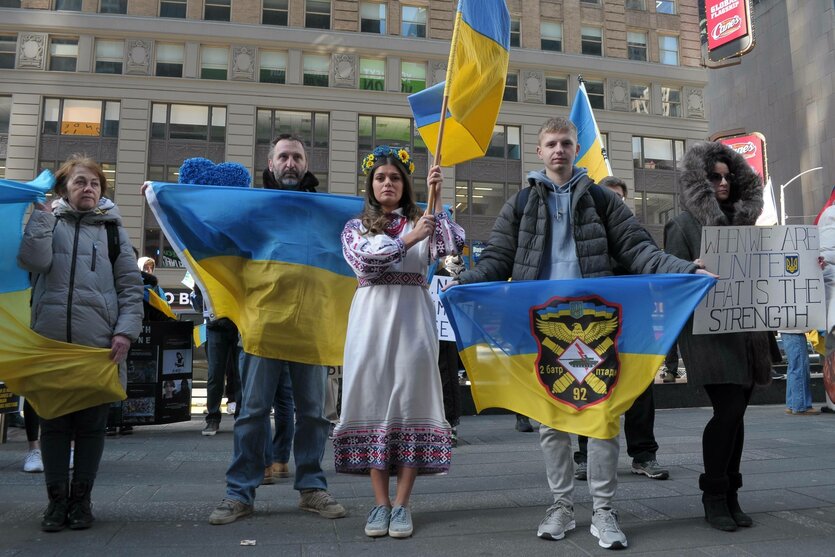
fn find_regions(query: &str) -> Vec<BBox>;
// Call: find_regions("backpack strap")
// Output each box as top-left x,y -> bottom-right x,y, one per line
105,221 -> 120,267
515,182 -> 607,223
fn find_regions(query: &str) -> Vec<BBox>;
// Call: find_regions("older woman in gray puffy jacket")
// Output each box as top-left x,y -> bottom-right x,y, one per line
18,154 -> 143,533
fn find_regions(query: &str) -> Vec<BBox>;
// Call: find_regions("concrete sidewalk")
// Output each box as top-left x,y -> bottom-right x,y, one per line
2,405 -> 835,556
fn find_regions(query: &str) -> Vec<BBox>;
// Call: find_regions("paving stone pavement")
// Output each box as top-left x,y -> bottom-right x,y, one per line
2,405 -> 835,556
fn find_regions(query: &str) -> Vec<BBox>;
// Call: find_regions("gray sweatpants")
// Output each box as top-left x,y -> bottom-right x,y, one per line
539,424 -> 619,511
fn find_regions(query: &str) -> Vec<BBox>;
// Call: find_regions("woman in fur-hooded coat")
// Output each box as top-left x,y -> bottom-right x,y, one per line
664,141 -> 771,532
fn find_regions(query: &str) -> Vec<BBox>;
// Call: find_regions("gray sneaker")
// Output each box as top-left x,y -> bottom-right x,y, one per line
299,489 -> 347,519
631,459 -> 670,480
537,502 -> 575,540
388,505 -> 413,538
208,498 -> 253,525
364,505 -> 391,537
590,508 -> 627,550
574,461 -> 588,481
202,421 -> 219,436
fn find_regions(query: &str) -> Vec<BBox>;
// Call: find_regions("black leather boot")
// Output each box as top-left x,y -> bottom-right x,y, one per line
42,482 -> 69,532
699,474 -> 736,532
68,480 -> 94,530
727,473 -> 753,527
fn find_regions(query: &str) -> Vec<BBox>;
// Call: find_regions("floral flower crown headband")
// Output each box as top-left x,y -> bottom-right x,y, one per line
361,146 -> 416,176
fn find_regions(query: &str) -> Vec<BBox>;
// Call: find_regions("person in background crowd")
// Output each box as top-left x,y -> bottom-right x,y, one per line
815,187 -> 835,412
18,154 -> 143,532
779,330 -> 818,415
453,118 -> 707,550
335,146 -> 464,539
573,176 -> 670,483
664,141 -> 770,532
436,255 -> 464,446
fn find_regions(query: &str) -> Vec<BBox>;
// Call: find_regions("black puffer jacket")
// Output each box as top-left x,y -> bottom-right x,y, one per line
664,141 -> 771,387
459,172 -> 697,284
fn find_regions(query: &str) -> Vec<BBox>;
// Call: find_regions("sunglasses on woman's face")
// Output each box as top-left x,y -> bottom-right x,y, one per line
707,172 -> 734,184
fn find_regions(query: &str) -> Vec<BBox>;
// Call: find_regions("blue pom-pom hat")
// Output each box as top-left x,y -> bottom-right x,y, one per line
177,157 -> 251,187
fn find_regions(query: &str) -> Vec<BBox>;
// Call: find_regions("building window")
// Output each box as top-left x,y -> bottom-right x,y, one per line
160,0 -> 186,18
581,26 -> 603,56
1,96 -> 11,135
580,0 -> 600,4
200,46 -> 228,80
0,0 -> 21,7
259,50 -> 287,83
54,0 -> 81,10
303,53 -> 329,87
503,71 -> 518,102
540,21 -> 562,52
263,0 -> 288,26
256,109 -> 329,149
630,84 -> 650,114
0,34 -> 16,69
400,61 -> 425,93
99,0 -> 127,13
204,0 -> 230,21
305,0 -> 331,29
155,43 -> 184,77
151,103 -> 226,142
545,75 -> 568,106
659,35 -> 679,65
627,31 -> 647,61
626,0 -> 645,9
656,0 -> 676,15
661,86 -> 681,117
360,2 -> 386,34
632,136 -> 684,170
95,40 -> 124,74
357,114 -> 426,198
48,38 -> 78,72
359,58 -> 385,91
510,17 -> 520,47
585,79 -> 605,110
401,5 -> 426,38
485,125 -> 521,159
42,98 -> 120,137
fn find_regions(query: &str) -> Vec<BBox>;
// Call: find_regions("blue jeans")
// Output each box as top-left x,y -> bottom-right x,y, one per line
225,353 -> 328,504
205,324 -> 240,423
783,332 -> 813,412
266,371 -> 295,465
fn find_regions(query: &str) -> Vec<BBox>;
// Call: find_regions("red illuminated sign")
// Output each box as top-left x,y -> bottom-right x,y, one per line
706,0 -> 749,51
719,133 -> 766,180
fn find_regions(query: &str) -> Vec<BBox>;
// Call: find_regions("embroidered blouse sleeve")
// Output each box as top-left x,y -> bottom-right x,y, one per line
341,219 -> 407,279
430,211 -> 466,261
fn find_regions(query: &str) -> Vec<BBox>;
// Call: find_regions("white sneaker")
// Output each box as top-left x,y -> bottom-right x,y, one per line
226,402 -> 237,415
69,447 -> 74,470
23,449 -> 44,473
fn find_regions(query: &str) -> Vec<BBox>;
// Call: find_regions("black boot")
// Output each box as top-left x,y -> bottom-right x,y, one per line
67,480 -> 95,530
699,474 -> 736,532
41,482 -> 69,532
727,473 -> 753,527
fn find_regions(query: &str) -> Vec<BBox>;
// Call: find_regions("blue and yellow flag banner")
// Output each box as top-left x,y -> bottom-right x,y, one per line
0,173 -> 125,420
440,275 -> 715,439
569,81 -> 612,183
145,288 -> 177,320
407,0 -> 510,166
146,183 -> 364,366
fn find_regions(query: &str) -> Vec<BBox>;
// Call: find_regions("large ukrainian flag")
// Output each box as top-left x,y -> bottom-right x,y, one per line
441,275 -> 715,439
407,0 -> 510,166
145,184 -> 363,366
569,80 -> 612,183
0,173 -> 124,419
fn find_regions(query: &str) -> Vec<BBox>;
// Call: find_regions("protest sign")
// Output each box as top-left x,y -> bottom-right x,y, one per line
429,275 -> 456,342
693,225 -> 825,334
0,383 -> 21,414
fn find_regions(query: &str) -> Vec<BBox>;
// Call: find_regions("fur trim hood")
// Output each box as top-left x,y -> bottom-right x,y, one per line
678,141 -> 763,226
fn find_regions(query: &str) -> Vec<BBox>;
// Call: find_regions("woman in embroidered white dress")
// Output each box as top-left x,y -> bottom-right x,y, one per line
334,146 -> 464,539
